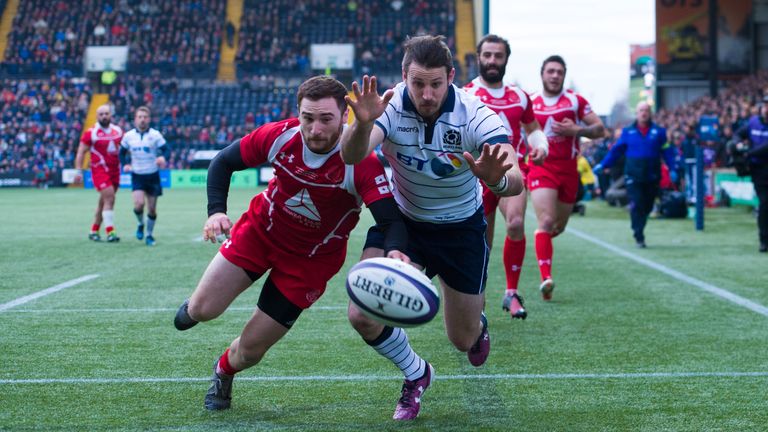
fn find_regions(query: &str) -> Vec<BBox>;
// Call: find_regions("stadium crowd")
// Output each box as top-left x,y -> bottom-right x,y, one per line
236,0 -> 455,76
2,0 -> 225,77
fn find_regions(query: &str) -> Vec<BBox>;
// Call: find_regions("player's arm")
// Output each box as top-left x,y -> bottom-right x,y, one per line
464,106 -> 523,196
551,112 -> 605,139
594,134 -> 627,173
73,139 -> 89,183
367,198 -> 410,263
204,139 -> 248,243
156,134 -> 170,168
465,142 -> 523,197
119,145 -> 132,172
523,120 -> 548,165
340,75 -> 394,164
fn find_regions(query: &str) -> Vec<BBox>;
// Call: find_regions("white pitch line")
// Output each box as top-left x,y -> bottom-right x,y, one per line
1,305 -> 347,313
566,227 -> 768,317
0,274 -> 100,312
3,371 -> 768,385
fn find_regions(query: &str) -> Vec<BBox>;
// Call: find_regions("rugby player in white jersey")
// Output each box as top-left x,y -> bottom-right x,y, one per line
463,34 -> 548,320
341,35 -> 523,421
120,106 -> 170,246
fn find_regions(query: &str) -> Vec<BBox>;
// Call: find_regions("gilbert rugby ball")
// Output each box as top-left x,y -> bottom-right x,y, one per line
346,257 -> 439,327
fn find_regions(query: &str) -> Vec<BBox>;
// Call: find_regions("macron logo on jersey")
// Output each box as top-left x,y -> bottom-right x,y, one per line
285,188 -> 321,222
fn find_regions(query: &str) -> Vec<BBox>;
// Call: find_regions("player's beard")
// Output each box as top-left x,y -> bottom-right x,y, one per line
98,119 -> 111,128
544,80 -> 563,95
479,62 -> 506,85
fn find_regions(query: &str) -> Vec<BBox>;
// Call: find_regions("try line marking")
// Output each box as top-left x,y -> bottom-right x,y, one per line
566,227 -> 768,317
0,274 -> 100,312
3,371 -> 768,385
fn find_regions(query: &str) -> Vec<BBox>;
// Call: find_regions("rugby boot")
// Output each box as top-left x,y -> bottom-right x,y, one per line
502,292 -> 527,320
393,362 -> 434,420
467,312 -> 490,366
204,359 -> 233,410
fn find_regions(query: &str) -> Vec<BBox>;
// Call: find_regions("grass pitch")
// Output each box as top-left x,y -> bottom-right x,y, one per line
1,187 -> 766,431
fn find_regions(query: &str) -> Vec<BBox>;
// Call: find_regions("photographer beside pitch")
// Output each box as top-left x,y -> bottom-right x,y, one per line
734,103 -> 768,252
341,35 -> 523,421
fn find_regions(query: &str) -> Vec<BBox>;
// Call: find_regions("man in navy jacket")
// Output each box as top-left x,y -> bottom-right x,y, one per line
735,103 -> 768,252
594,102 -> 676,247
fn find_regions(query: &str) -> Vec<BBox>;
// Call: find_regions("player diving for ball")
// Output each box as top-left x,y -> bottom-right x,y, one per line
172,76 -> 408,411
340,35 -> 523,421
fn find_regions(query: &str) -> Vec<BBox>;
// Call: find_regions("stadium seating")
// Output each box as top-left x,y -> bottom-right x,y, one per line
0,77 -> 90,177
236,0 -> 456,78
1,0 -> 225,78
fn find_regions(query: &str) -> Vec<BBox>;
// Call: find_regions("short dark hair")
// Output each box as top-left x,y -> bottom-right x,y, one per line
402,35 -> 453,76
297,76 -> 348,113
541,55 -> 567,75
476,34 -> 510,58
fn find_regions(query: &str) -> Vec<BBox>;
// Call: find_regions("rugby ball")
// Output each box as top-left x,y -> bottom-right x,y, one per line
346,257 -> 439,328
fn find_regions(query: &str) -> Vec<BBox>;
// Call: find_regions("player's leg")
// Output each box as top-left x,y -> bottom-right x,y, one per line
530,187 -> 558,299
205,276 -> 301,410
440,281 -> 487,355
348,229 -> 432,421
100,185 -> 119,242
89,193 -> 105,241
183,252 -> 254,325
498,191 -> 528,319
132,185 -> 146,241
420,208 -> 490,365
144,194 -> 158,245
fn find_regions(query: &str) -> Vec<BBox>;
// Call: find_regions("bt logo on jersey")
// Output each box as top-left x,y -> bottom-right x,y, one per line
396,152 -> 462,177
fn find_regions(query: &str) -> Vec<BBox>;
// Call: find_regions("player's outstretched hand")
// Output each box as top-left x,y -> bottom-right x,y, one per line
156,156 -> 167,169
464,144 -> 514,185
386,249 -> 411,265
203,212 -> 233,244
123,164 -> 132,173
346,75 -> 394,125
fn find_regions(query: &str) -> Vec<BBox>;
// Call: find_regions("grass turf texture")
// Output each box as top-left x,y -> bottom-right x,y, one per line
1,188 -> 766,431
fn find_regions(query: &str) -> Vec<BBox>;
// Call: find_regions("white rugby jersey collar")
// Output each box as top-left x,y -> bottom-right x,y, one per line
401,84 -> 456,121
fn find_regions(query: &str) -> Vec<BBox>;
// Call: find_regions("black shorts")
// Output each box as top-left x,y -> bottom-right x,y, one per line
131,172 -> 163,196
364,208 -> 489,295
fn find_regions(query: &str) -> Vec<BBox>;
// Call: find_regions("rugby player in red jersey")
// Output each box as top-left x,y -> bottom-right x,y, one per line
172,76 -> 408,411
74,104 -> 124,242
463,34 -> 548,320
529,55 -> 605,300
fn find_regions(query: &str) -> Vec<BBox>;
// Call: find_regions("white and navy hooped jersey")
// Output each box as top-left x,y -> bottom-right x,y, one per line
121,128 -> 167,174
374,83 -> 508,223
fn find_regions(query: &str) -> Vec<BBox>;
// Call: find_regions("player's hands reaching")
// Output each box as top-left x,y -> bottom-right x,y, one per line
528,147 -> 546,166
386,249 -> 411,265
203,212 -> 233,244
123,164 -> 132,173
156,156 -> 167,169
551,118 -> 581,136
346,75 -> 394,125
464,143 -> 514,185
